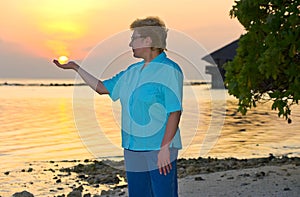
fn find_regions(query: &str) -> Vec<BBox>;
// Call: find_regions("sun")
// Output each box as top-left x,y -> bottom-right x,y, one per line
58,55 -> 69,64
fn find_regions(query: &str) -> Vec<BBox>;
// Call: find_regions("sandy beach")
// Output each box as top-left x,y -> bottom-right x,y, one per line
178,164 -> 299,197
4,156 -> 299,197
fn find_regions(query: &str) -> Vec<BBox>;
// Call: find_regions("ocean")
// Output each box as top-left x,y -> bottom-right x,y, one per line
1,79 -> 300,196
1,79 -> 299,168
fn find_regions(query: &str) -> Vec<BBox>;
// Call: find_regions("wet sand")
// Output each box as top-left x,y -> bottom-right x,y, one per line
4,156 -> 300,197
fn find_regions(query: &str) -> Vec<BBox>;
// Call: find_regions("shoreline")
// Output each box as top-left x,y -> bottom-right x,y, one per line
3,155 -> 300,197
0,81 -> 209,87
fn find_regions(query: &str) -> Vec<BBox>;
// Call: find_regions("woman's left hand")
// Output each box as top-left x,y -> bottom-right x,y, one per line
157,147 -> 172,176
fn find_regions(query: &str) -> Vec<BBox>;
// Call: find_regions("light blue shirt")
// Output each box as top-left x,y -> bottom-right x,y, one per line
103,52 -> 183,151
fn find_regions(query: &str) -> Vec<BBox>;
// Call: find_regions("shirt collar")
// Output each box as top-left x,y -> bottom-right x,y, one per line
151,52 -> 166,63
140,52 -> 166,65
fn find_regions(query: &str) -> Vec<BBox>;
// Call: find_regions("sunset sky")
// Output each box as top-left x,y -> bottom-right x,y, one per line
0,0 -> 244,79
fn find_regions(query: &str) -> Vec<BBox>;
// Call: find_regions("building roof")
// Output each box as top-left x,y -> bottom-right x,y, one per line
202,39 -> 239,66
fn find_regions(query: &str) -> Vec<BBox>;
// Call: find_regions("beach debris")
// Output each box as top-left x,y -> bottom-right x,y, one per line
100,189 -> 113,196
12,191 -> 34,197
67,190 -> 81,197
240,182 -> 249,186
44,168 -> 56,173
176,155 -> 300,178
60,160 -> 126,185
2,155 -> 299,197
99,188 -> 126,196
255,171 -> 266,178
21,168 -> 33,173
194,176 -> 205,181
238,173 -> 250,177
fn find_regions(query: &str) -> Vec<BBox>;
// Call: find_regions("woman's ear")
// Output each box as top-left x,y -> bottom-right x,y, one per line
144,36 -> 153,47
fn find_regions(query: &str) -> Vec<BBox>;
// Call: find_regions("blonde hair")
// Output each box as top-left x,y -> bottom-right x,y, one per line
130,16 -> 168,53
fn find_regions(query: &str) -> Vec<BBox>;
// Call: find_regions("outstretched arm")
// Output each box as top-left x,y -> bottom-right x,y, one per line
53,60 -> 109,95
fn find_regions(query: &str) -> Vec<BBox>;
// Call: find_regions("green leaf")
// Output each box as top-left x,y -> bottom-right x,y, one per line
226,0 -> 299,122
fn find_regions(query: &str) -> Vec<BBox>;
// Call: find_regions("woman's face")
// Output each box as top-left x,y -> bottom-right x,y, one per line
129,31 -> 151,58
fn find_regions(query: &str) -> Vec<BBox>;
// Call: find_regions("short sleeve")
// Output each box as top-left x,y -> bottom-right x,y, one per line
163,65 -> 183,113
103,70 -> 125,101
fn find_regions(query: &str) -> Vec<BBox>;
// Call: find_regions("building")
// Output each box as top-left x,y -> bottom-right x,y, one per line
202,39 -> 239,89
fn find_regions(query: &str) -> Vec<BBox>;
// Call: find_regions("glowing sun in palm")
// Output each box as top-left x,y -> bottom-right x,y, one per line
58,56 -> 69,64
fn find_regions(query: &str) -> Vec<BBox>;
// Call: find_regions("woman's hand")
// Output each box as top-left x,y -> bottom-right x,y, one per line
52,59 -> 109,95
53,60 -> 79,70
157,146 -> 172,176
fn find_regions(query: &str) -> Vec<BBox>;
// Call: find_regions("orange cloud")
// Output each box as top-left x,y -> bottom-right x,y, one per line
1,1 -> 110,59
0,0 -> 244,62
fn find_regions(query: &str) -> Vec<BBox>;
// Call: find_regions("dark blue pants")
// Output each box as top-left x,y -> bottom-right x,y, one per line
124,149 -> 178,197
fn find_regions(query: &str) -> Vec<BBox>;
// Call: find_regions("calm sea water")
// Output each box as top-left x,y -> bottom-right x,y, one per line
1,79 -> 300,196
1,79 -> 300,169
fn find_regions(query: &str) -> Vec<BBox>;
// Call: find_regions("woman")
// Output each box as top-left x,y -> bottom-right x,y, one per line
53,16 -> 183,197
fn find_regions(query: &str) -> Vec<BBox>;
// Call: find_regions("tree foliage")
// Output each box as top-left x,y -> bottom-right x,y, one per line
224,0 -> 300,123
